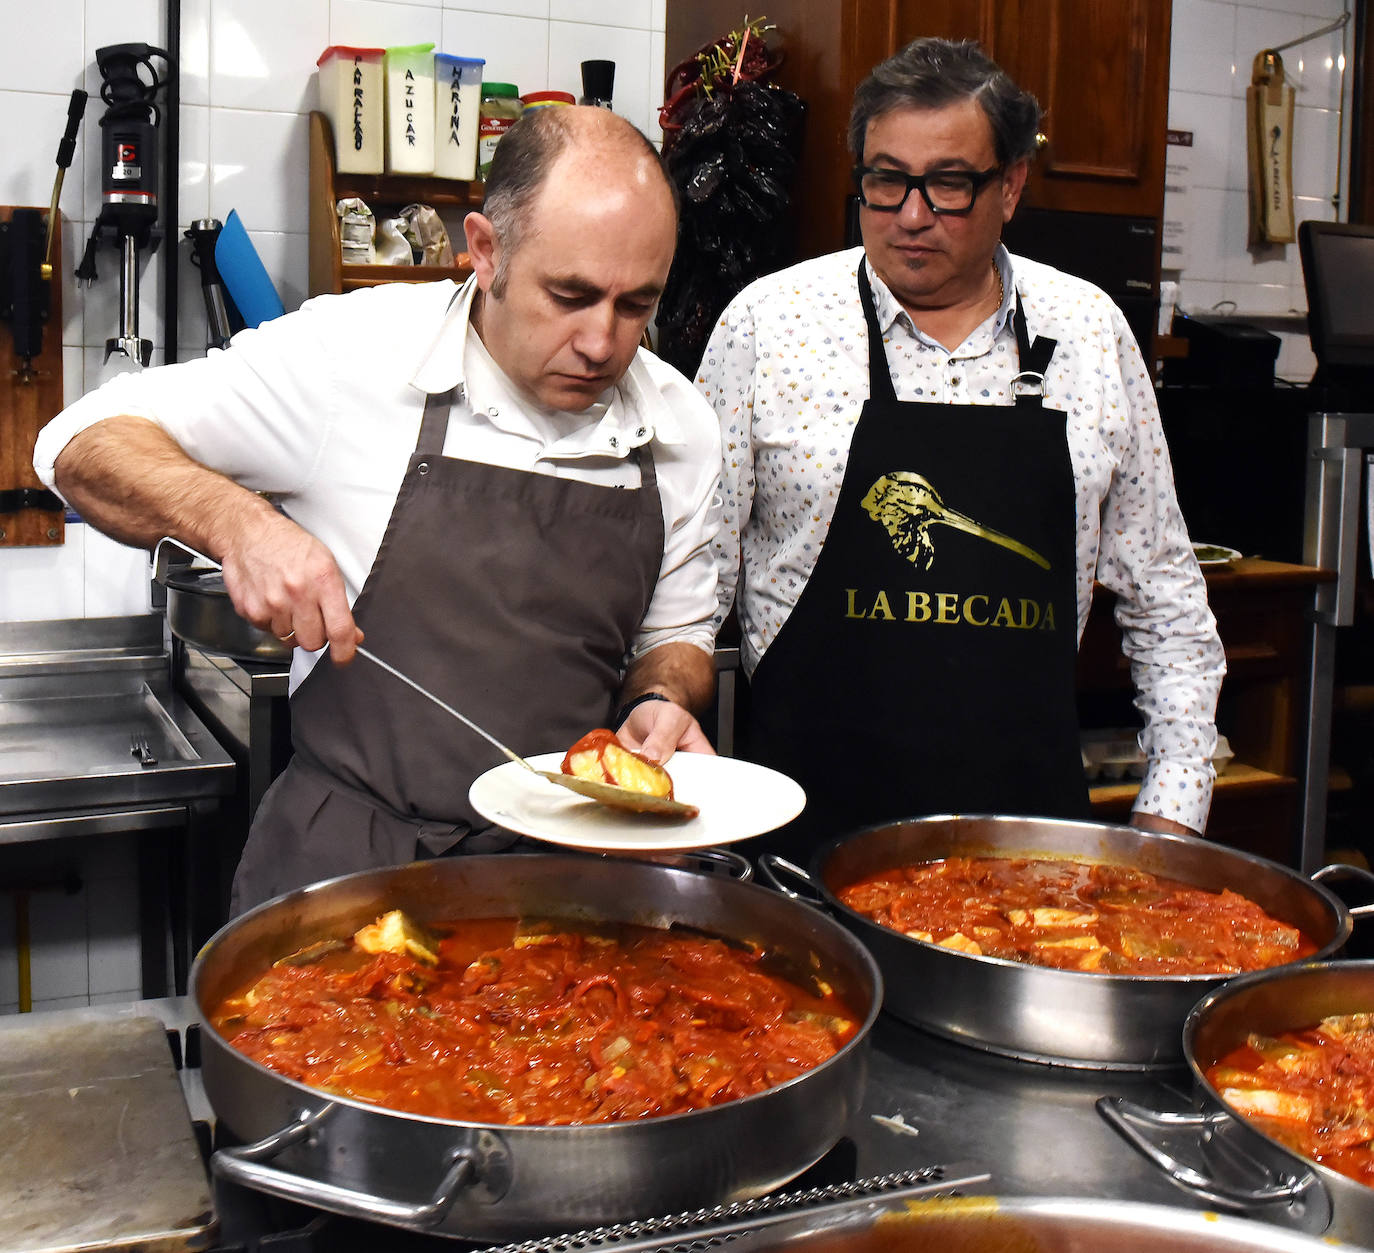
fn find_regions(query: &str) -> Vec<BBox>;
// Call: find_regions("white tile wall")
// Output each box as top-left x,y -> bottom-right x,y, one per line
0,836 -> 146,1017
1165,0 -> 1355,381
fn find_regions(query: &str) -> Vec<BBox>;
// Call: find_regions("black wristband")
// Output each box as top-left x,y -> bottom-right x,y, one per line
612,691 -> 670,730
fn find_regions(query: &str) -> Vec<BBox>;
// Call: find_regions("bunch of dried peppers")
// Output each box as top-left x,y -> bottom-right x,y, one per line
654,17 -> 805,377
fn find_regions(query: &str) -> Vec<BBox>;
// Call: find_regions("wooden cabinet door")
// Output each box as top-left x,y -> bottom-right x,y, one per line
985,0 -> 1172,217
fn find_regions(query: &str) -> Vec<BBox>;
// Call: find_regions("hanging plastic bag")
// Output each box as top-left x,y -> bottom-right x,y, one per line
1246,50 -> 1296,245
398,203 -> 455,266
336,197 -> 376,265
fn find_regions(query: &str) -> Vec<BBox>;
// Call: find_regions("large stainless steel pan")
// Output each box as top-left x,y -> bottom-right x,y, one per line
708,1191 -> 1370,1253
1100,959 -> 1374,1245
760,814 -> 1350,1069
191,853 -> 882,1241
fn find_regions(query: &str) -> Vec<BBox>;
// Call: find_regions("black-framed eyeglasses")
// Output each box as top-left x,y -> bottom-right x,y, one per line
853,165 -> 1003,215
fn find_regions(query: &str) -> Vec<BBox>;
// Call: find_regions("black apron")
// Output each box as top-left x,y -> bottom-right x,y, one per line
230,386 -> 665,913
743,263 -> 1090,859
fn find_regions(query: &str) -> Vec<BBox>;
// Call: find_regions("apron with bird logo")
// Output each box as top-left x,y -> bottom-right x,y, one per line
741,263 -> 1090,858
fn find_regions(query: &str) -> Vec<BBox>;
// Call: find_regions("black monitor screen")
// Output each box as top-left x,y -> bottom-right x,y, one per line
1301,222 -> 1374,368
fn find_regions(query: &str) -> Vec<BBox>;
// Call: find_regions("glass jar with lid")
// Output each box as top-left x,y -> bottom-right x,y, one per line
478,82 -> 523,179
521,90 -> 575,111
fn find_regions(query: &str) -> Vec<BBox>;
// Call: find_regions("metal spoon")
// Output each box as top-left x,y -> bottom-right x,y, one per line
354,646 -> 698,819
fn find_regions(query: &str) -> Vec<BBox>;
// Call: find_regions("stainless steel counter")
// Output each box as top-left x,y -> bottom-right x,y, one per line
0,616 -> 234,821
0,615 -> 238,998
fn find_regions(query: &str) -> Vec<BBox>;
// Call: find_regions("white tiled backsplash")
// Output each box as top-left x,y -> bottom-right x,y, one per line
0,0 -> 1353,1010
1167,0 -> 1352,381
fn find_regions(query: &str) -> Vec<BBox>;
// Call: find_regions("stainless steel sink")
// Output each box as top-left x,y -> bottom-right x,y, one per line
0,615 -> 234,816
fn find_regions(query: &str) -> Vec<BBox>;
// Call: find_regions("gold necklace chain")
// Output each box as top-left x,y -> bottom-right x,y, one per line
993,260 -> 1005,309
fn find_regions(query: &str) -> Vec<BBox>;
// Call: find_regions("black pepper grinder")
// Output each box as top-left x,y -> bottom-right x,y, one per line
579,60 -> 615,109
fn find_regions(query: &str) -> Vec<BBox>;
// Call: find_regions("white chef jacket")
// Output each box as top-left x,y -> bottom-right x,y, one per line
35,277 -> 722,692
697,245 -> 1225,832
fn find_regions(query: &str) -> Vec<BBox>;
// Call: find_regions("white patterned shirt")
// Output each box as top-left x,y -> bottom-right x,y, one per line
697,245 -> 1225,831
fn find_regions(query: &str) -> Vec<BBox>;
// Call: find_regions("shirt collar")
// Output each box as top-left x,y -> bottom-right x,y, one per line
406,274 -> 685,450
862,243 -> 1017,345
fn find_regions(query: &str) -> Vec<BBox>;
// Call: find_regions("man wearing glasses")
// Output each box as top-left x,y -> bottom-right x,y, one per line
696,38 -> 1223,856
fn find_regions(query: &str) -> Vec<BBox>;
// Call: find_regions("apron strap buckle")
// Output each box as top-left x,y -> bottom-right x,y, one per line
1010,370 -> 1046,403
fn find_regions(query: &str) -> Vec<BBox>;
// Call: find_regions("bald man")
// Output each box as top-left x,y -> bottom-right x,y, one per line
36,107 -> 722,911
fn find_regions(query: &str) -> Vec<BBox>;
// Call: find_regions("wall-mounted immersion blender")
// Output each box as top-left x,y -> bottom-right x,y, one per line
185,219 -> 235,350
76,43 -> 175,368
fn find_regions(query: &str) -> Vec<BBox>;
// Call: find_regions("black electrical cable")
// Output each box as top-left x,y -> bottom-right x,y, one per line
165,0 -> 180,363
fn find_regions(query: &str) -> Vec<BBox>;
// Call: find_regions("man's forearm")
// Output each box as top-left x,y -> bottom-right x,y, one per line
621,641 -> 716,715
53,416 -> 276,557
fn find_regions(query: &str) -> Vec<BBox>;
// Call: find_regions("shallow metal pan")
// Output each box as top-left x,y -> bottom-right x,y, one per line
761,814 -> 1350,1069
1100,959 -> 1374,1245
154,537 -> 292,662
712,1191 -> 1370,1252
191,853 -> 882,1241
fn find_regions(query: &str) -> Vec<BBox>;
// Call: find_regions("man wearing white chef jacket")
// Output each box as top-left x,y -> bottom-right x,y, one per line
696,38 -> 1225,857
34,106 -> 721,913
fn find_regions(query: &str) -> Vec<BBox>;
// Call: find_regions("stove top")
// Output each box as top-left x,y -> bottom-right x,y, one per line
55,994 -> 1296,1252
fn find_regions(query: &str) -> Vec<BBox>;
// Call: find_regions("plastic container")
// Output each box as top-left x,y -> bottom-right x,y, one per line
433,54 -> 485,181
579,59 -> 615,108
316,46 -> 385,174
384,42 -> 436,174
521,90 -> 574,110
478,82 -> 523,180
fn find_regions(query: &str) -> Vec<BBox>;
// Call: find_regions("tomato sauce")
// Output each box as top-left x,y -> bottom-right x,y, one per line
211,916 -> 858,1125
1207,1015 -> 1374,1188
837,857 -> 1318,975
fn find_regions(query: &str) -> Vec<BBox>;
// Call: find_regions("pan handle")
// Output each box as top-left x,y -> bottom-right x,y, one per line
211,1106 -> 508,1229
152,535 -> 218,585
641,847 -> 754,880
1312,862 -> 1374,920
757,852 -> 825,903
1096,1097 -> 1326,1214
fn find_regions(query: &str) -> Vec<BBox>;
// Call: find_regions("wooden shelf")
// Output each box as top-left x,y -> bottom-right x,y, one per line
339,263 -> 473,293
1089,762 -> 1293,806
309,111 -> 479,298
1079,557 -> 1329,865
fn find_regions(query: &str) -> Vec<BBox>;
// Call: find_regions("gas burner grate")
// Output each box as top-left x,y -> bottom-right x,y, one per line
480,1162 -> 989,1253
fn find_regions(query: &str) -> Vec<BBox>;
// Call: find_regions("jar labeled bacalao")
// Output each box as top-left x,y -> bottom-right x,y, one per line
478,82 -> 523,179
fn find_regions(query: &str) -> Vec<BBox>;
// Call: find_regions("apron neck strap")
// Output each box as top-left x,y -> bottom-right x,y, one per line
858,262 -> 897,404
417,388 -> 455,455
860,263 -> 1060,406
1011,289 -> 1058,404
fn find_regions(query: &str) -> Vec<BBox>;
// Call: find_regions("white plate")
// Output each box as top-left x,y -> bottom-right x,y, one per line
1192,542 -> 1243,567
468,752 -> 805,852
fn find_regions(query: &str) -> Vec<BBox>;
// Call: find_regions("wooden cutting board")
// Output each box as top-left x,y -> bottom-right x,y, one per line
0,205 -> 64,548
0,1013 -> 216,1253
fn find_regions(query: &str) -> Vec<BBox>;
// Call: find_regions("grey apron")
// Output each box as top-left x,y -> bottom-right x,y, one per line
230,385 -> 665,913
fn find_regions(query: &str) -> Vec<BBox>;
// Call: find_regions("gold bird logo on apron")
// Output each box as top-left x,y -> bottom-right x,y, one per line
860,470 -> 1050,571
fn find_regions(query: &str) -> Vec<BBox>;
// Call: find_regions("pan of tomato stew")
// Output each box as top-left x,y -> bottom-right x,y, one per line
1098,960 -> 1374,1244
191,852 -> 882,1240
759,815 -> 1349,1069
